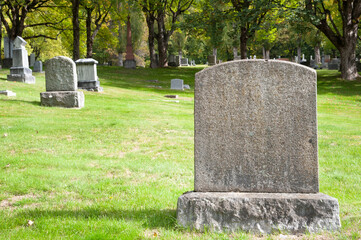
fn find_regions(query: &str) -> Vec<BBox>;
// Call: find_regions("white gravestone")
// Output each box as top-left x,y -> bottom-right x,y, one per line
7,36 -> 35,84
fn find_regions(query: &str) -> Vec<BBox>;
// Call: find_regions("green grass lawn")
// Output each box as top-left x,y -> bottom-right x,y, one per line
0,66 -> 360,240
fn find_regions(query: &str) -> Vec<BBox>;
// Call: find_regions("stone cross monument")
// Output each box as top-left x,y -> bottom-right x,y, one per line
7,36 -> 35,84
124,15 -> 136,69
177,60 -> 340,234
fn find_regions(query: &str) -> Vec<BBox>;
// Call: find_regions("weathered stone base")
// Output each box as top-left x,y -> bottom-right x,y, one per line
7,67 -> 35,84
78,80 -> 103,92
124,59 -> 136,69
7,74 -> 35,84
40,91 -> 84,108
177,192 -> 340,234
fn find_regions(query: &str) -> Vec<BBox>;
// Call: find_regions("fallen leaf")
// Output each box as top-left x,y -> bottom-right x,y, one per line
27,220 -> 34,226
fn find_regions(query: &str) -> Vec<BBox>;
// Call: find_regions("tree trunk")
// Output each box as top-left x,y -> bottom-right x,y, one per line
233,47 -> 238,59
213,48 -> 217,57
240,26 -> 248,59
297,46 -> 301,63
117,21 -> 123,67
157,15 -> 169,68
0,8 -> 2,66
72,0 -> 80,61
117,53 -> 123,66
339,41 -> 359,80
145,16 -> 157,68
314,45 -> 321,64
262,47 -> 270,59
86,7 -> 93,58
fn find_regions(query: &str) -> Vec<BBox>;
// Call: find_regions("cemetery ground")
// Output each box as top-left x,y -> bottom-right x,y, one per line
0,66 -> 360,240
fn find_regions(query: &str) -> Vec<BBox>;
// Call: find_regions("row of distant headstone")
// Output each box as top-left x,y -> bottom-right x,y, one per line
168,55 -> 196,67
5,36 -> 103,109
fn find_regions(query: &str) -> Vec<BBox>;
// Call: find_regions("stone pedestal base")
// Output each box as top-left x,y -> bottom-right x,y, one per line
7,67 -> 35,84
40,91 -> 84,108
78,80 -> 103,92
177,192 -> 340,234
124,59 -> 136,69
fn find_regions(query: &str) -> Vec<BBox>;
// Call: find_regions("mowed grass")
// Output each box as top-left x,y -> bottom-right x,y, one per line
0,66 -> 360,239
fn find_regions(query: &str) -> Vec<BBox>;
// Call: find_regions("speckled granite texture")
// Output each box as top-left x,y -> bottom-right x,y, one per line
177,192 -> 341,234
194,60 -> 318,193
45,56 -> 77,91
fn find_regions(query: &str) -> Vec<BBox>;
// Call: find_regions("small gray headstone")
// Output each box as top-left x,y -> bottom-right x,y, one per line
171,79 -> 184,90
34,60 -> 43,72
183,84 -> 190,89
0,90 -> 16,97
208,55 -> 216,66
168,55 -> 177,67
29,53 -> 35,67
45,56 -> 77,91
328,58 -> 340,70
181,58 -> 189,66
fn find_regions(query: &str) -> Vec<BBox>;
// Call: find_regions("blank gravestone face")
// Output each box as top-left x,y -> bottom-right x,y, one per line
195,60 -> 318,193
171,79 -> 184,90
45,56 -> 77,91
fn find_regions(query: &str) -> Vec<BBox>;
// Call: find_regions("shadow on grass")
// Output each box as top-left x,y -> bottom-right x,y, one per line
98,66 -> 202,95
317,70 -> 361,97
0,99 -> 40,106
17,208 -> 177,229
0,77 -> 7,81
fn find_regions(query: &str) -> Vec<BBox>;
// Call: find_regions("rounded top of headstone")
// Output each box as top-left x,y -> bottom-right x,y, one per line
45,56 -> 77,91
197,59 -> 316,78
13,36 -> 27,49
75,58 -> 98,65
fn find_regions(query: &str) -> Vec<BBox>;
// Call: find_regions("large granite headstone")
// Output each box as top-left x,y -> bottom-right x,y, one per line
40,56 -> 84,108
7,36 -> 35,84
75,58 -> 103,92
177,60 -> 340,234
